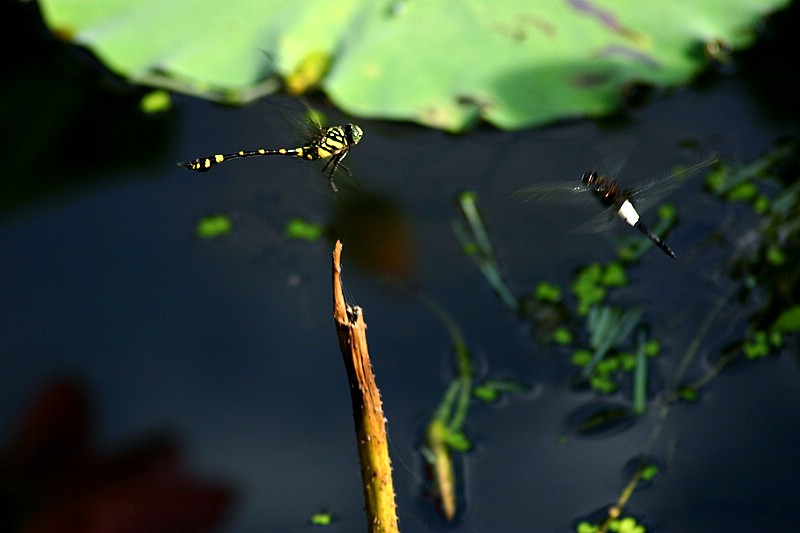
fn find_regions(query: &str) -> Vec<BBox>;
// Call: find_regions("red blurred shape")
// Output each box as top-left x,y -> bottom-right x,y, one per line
2,379 -> 233,533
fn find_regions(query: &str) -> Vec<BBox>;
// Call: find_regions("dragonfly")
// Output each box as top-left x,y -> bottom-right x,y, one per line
179,107 -> 363,193
512,155 -> 719,260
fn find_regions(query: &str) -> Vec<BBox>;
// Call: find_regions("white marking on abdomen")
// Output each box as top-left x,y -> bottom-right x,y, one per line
616,199 -> 640,227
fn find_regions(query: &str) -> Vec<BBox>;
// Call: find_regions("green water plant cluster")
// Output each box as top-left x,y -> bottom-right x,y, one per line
455,190 -> 661,399
705,138 -> 800,361
453,142 -> 799,530
577,515 -> 646,533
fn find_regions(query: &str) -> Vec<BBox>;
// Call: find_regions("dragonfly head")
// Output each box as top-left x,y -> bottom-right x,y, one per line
581,170 -> 599,187
345,124 -> 364,146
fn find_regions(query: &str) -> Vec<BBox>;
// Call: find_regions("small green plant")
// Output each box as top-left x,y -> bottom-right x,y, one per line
452,191 -> 517,310
473,379 -> 527,403
139,89 -> 172,113
195,213 -> 232,238
577,516 -> 646,533
706,139 -> 800,362
309,511 -> 333,526
417,296 -> 474,522
570,262 -> 629,316
285,217 -> 324,242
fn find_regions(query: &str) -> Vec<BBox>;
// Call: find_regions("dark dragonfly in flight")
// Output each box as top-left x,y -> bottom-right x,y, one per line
512,155 -> 718,259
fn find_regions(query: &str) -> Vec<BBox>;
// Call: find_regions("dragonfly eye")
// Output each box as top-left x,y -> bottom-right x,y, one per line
581,170 -> 598,187
345,124 -> 364,145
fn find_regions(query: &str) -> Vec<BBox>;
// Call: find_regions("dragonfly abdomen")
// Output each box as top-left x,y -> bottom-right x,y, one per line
181,147 -> 304,172
615,197 -> 676,259
633,219 -> 677,260
615,198 -> 640,227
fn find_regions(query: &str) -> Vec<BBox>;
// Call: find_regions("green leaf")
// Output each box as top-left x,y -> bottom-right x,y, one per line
552,326 -> 573,345
753,195 -> 771,214
640,463 -> 660,481
643,339 -> 661,357
139,89 -> 171,113
329,0 -> 789,131
590,374 -> 618,393
614,516 -> 646,533
473,383 -> 500,402
444,430 -> 472,452
620,352 -> 637,370
704,167 -> 727,192
285,217 -> 324,242
309,511 -> 333,526
744,330 -> 770,359
38,0 -> 792,131
535,281 -> 562,303
773,305 -> 800,333
679,386 -> 700,402
572,264 -> 608,314
601,262 -> 628,287
461,241 -> 480,256
195,213 -> 232,238
766,246 -> 786,265
727,181 -> 759,201
657,203 -> 677,221
473,379 -> 525,402
572,348 -> 592,366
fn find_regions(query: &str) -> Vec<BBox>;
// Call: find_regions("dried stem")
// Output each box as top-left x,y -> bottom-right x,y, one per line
332,240 -> 399,533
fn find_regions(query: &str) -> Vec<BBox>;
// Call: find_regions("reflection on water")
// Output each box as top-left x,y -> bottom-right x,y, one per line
1,379 -> 233,532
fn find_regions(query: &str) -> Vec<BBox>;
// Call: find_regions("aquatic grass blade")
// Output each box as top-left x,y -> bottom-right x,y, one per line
633,330 -> 648,414
453,191 -> 518,311
581,306 -> 642,380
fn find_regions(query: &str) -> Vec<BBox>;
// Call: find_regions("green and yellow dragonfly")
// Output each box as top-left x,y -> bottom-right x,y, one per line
180,120 -> 363,193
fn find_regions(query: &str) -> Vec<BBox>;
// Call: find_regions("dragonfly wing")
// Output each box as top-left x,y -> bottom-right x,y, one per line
510,183 -> 593,205
626,154 -> 718,214
600,152 -> 629,183
570,205 -> 621,234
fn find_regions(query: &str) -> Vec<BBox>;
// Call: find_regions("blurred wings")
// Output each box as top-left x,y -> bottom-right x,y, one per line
510,153 -> 718,233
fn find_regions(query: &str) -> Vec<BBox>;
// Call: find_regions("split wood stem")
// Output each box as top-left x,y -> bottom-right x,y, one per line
332,240 -> 399,533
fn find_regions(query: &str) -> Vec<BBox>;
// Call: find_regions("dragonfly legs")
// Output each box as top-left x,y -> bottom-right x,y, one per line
322,152 -> 353,193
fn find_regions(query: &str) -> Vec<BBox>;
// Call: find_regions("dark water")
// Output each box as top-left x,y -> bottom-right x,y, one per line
2,3 -> 800,532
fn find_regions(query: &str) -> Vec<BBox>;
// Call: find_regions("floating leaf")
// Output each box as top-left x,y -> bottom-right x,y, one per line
195,213 -> 232,239
601,261 -> 628,287
139,89 -> 171,113
37,0 -> 792,131
766,246 -> 786,265
678,386 -> 700,402
284,217 -> 324,242
643,339 -> 661,357
773,305 -> 800,333
473,379 -> 526,402
310,511 -> 334,526
744,330 -> 771,359
640,463 -> 660,482
535,281 -> 562,303
553,326 -> 573,345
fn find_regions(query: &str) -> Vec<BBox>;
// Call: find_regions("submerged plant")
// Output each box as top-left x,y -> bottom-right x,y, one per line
705,138 -> 800,361
418,294 -> 526,521
453,190 -> 517,310
417,295 -> 473,522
